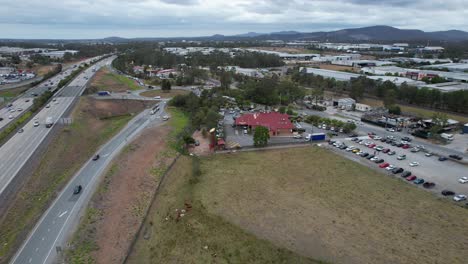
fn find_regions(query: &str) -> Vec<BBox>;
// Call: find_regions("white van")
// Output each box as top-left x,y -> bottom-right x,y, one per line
441,133 -> 454,141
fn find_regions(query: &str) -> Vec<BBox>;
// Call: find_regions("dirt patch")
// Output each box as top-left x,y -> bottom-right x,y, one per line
85,98 -> 153,119
189,130 -> 212,156
32,65 -> 55,76
87,68 -> 140,94
140,89 -> 190,99
195,147 -> 468,264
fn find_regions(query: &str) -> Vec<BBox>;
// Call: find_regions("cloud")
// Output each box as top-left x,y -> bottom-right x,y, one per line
0,0 -> 466,38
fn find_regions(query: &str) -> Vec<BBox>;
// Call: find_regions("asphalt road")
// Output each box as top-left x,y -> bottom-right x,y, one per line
10,101 -> 167,264
0,57 -> 113,198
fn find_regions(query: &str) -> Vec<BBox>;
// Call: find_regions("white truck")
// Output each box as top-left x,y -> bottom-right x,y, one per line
45,117 -> 54,128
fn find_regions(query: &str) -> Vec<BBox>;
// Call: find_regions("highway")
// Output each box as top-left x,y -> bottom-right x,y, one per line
0,57 -> 99,131
11,101 -> 167,264
0,57 -> 113,198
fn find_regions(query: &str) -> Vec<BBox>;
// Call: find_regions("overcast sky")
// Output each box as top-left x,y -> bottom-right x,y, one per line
1,0 -> 467,39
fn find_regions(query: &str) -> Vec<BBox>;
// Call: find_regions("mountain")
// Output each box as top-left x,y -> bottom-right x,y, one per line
234,32 -> 264,37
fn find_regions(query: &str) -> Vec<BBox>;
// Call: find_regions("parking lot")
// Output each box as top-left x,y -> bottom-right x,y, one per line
328,135 -> 468,201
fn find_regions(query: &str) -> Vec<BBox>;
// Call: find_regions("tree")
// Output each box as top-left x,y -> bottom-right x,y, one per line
161,79 -> 172,92
253,126 -> 270,147
220,70 -> 231,90
11,55 -> 21,64
387,105 -> 401,115
383,89 -> 397,107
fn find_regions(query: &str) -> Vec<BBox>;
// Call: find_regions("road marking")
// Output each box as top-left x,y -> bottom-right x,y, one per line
29,258 -> 32,263
102,153 -> 109,158
47,228 -> 50,232
36,248 -> 39,252
41,237 -> 45,241
58,211 -> 68,218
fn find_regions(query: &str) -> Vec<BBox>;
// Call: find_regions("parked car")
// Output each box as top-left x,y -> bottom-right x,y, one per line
453,194 -> 467,202
18,128 -> 24,133
368,144 -> 376,148
413,178 -> 425,185
401,171 -> 412,178
402,144 -> 410,149
375,159 -> 384,164
397,154 -> 406,160
386,164 -> 396,171
379,162 -> 390,168
449,154 -> 463,160
409,161 -> 420,167
392,167 -> 404,174
375,146 -> 384,151
441,190 -> 455,196
410,147 -> 420,153
366,154 -> 375,160
388,151 -> 396,155
425,152 -> 433,157
360,152 -> 369,158
401,136 -> 412,142
349,133 -> 358,137
382,148 -> 390,153
458,177 -> 468,184
406,175 -> 417,181
370,156 -> 380,162
73,185 -> 83,195
438,156 -> 447,161
423,182 -> 436,189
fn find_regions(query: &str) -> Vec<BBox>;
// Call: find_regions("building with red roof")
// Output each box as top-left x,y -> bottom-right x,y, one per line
235,112 -> 294,136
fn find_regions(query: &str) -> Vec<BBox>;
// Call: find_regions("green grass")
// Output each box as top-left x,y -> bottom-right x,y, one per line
126,156 -> 322,264
103,72 -> 140,91
140,89 -> 190,98
166,107 -> 190,152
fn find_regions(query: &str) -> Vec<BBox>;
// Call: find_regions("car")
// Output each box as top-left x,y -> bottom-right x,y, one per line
352,148 -> 360,153
406,175 -> 417,181
360,152 -> 369,157
162,115 -> 169,121
154,96 -> 161,99
33,121 -> 39,127
380,138 -> 387,143
370,156 -> 380,162
423,182 -> 436,189
453,194 -> 467,202
351,137 -> 359,142
346,146 -> 355,151
425,152 -> 433,157
46,104 -> 51,108
25,99 -> 30,102
339,145 -> 347,150
387,128 -> 396,132
379,162 -> 390,168
356,151 -> 364,155
386,165 -> 396,171
438,156 -> 447,161
92,154 -> 100,161
73,185 -> 83,195
396,143 -> 403,147
349,133 -> 358,137
18,128 -> 24,133
0,117 -> 3,121
368,144 -> 376,148
392,167 -> 404,174
458,177 -> 468,184
409,161 -> 420,167
441,190 -> 455,196
293,134 -> 302,139
388,150 -> 396,155
375,146 -> 384,151
401,136 -> 412,142
374,136 -> 382,140
382,148 -> 390,153
366,154 -> 375,160
397,154 -> 406,160
449,154 -> 463,160
375,159 -> 384,164
413,178 -> 424,184
410,147 -> 420,153
358,140 -> 364,145
402,144 -> 410,149
401,171 -> 412,178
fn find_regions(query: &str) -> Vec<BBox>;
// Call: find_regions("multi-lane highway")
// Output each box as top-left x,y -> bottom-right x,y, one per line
0,57 -> 113,199
11,101 -> 167,264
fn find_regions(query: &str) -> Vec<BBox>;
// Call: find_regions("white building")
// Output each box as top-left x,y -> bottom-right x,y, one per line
333,98 -> 356,110
355,103 -> 372,112
41,50 -> 79,58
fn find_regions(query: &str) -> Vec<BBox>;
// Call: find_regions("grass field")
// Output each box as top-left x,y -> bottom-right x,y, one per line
126,155 -> 323,264
188,147 -> 468,264
0,86 -> 30,98
360,98 -> 468,123
0,98 -> 143,263
140,89 -> 190,99
88,68 -> 141,93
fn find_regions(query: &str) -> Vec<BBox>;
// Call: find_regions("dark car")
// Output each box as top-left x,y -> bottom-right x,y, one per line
0,117 -> 3,121
73,185 -> 82,194
413,178 -> 425,184
382,148 -> 390,153
392,167 -> 404,174
402,136 -> 412,142
449,154 -> 463,160
401,171 -> 412,178
438,156 -> 447,161
441,190 -> 455,196
349,133 -> 358,137
423,182 -> 436,189
360,152 -> 369,157
391,141 -> 397,146
92,154 -> 100,161
366,154 -> 375,160
375,159 -> 384,164
339,145 -> 347,150
396,143 -> 403,147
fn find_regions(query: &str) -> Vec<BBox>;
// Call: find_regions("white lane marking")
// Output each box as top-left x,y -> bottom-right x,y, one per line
47,228 -> 50,232
35,248 -> 39,252
29,258 -> 32,263
58,211 -> 68,218
41,237 -> 45,241
101,153 -> 109,158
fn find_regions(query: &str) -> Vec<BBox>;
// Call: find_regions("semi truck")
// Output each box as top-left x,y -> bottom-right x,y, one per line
45,117 -> 54,128
97,91 -> 111,96
305,133 -> 326,141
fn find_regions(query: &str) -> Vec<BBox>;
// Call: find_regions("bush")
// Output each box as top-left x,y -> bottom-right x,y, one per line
388,105 -> 401,115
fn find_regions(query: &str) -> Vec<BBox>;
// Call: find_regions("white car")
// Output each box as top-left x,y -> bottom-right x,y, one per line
453,194 -> 467,202
154,96 -> 161,99
8,115 -> 13,119
374,136 -> 382,140
409,161 -> 420,167
386,165 -> 396,171
33,121 -> 40,127
370,156 -> 380,162
458,177 -> 468,184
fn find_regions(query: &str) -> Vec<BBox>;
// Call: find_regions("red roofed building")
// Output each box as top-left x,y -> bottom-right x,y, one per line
235,112 -> 294,136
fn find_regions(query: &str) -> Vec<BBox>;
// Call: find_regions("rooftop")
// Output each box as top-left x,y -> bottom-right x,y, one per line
235,112 -> 294,131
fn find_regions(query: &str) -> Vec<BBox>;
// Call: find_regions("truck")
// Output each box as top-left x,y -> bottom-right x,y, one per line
45,117 -> 54,128
97,91 -> 111,96
305,133 -> 326,141
441,133 -> 454,141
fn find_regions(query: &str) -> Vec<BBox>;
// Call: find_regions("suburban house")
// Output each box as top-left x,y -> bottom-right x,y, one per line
234,112 -> 294,136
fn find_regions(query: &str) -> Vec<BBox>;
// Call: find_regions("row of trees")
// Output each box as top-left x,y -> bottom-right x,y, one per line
304,115 -> 357,133
238,78 -> 305,106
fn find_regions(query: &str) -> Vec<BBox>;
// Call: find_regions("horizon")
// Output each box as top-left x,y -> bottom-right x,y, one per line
1,0 -> 468,39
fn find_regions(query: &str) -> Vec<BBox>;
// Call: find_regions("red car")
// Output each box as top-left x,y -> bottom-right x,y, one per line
368,144 -> 376,148
402,144 -> 410,149
379,162 -> 390,168
382,148 -> 390,153
406,175 -> 417,181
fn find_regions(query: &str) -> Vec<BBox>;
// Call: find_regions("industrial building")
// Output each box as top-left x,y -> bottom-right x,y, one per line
234,112 -> 294,136
333,98 -> 356,110
301,67 -> 361,81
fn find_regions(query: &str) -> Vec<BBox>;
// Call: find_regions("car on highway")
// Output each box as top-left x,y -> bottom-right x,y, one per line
17,108 -> 23,112
406,175 -> 417,181
392,167 -> 404,174
18,128 -> 24,133
397,154 -> 406,160
8,115 -> 13,119
441,190 -> 455,196
73,185 -> 83,195
438,156 -> 447,161
33,121 -> 39,127
413,178 -> 425,185
154,96 -> 161,99
458,177 -> 468,184
453,194 -> 467,202
46,104 -> 51,108
92,154 -> 100,161
409,161 -> 420,167
379,162 -> 390,168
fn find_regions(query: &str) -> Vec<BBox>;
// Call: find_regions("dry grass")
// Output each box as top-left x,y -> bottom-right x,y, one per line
0,97 -> 145,263
127,155 -> 323,264
87,68 -> 140,94
193,147 -> 468,264
140,89 -> 190,98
